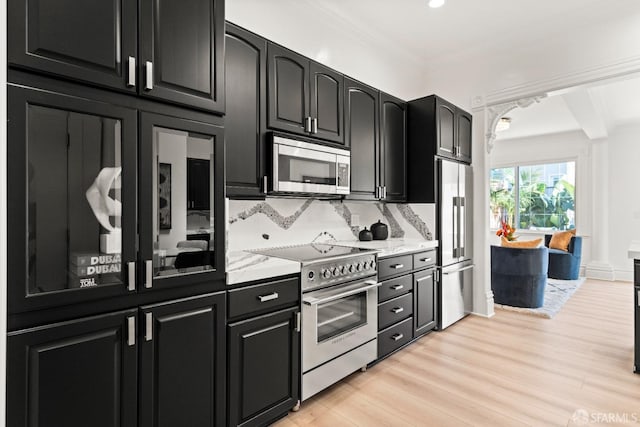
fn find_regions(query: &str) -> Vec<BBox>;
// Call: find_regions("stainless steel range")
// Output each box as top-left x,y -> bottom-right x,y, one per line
251,243 -> 378,401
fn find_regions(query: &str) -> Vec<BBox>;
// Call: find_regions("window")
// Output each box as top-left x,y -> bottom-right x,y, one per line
490,161 -> 575,231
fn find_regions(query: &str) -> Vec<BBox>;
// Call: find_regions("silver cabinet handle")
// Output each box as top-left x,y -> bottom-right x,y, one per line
127,56 -> 136,87
390,264 -> 404,269
304,280 -> 378,305
127,262 -> 136,291
391,333 -> 404,341
305,117 -> 312,133
419,257 -> 432,263
375,186 -> 380,199
382,186 -> 387,199
312,118 -> 318,134
145,260 -> 153,288
391,284 -> 404,290
391,307 -> 404,314
295,312 -> 301,333
442,264 -> 475,275
637,290 -> 640,307
127,316 -> 136,346
145,312 -> 153,341
258,292 -> 279,302
263,176 -> 268,193
145,61 -> 153,90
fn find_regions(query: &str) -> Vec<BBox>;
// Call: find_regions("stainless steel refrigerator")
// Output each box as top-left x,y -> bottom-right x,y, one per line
437,158 -> 474,329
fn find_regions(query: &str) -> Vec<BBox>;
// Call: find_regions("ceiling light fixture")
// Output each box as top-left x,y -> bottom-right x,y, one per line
428,0 -> 445,8
495,117 -> 511,132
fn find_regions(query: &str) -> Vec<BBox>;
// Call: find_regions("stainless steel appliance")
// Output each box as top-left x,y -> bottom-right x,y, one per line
438,158 -> 474,329
635,259 -> 639,373
270,133 -> 350,196
250,243 -> 378,401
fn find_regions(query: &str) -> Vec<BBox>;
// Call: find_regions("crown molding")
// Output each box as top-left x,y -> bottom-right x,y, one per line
475,55 -> 640,109
485,95 -> 546,153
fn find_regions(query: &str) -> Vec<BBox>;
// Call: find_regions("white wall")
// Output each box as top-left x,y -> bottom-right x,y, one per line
607,122 -> 640,280
489,130 -> 593,272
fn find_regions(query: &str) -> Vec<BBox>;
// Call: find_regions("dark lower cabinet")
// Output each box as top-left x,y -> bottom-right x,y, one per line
228,307 -> 300,427
414,268 -> 437,337
140,293 -> 226,427
7,309 -> 138,427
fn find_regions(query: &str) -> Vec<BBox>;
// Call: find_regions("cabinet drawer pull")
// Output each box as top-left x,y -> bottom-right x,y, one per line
391,307 -> 404,314
144,260 -> 153,289
390,264 -> 404,269
127,262 -> 136,291
127,316 -> 135,346
127,56 -> 136,87
419,257 -> 432,263
258,292 -> 279,302
145,312 -> 153,341
312,118 -> 318,134
391,333 -> 404,341
145,61 -> 153,90
391,284 -> 404,291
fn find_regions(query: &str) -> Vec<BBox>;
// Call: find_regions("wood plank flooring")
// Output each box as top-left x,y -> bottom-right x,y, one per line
275,279 -> 639,426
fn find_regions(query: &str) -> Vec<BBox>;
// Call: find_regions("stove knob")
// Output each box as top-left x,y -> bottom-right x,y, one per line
363,261 -> 370,270
356,262 -> 362,272
348,264 -> 355,273
322,269 -> 331,279
369,260 -> 376,269
340,265 -> 347,275
308,271 -> 315,280
332,267 -> 340,277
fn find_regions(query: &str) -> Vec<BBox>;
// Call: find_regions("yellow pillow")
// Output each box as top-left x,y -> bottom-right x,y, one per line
501,237 -> 543,248
549,229 -> 576,251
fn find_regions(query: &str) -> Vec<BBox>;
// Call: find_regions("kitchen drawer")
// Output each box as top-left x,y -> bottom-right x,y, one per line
378,275 -> 413,303
378,254 -> 413,280
378,317 -> 413,359
228,277 -> 299,319
413,250 -> 436,270
378,293 -> 413,330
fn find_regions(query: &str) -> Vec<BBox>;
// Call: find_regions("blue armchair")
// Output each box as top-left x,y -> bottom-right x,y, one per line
544,234 -> 582,280
491,245 -> 549,308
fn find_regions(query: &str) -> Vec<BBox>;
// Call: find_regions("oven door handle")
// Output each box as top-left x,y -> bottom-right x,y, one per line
303,280 -> 378,306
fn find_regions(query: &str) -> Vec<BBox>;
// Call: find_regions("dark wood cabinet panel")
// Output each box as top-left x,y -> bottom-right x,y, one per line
380,92 -> 407,202
225,24 -> 268,198
457,109 -> 473,164
437,99 -> 456,159
267,43 -> 310,135
414,269 -> 437,337
310,62 -> 344,144
140,293 -> 225,427
7,309 -> 138,427
8,0 -> 137,92
377,317 -> 412,359
345,78 -> 380,200
228,307 -> 300,427
139,0 -> 225,113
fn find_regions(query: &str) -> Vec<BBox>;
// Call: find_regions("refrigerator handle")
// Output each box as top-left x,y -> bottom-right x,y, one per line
459,197 -> 465,258
452,197 -> 458,259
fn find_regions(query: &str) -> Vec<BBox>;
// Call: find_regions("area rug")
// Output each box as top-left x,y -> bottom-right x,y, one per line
495,277 -> 586,319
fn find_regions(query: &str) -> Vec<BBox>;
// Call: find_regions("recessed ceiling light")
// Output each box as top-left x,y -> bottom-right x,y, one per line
496,117 -> 512,132
428,0 -> 445,8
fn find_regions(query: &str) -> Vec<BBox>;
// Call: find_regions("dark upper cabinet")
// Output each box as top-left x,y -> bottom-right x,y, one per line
7,309 -> 138,427
8,0 -> 138,93
267,42 -> 344,144
228,307 -> 300,427
225,23 -> 268,198
8,0 -> 225,113
139,112 -> 225,290
345,78 -> 380,200
413,269 -> 437,337
139,0 -> 225,113
380,92 -> 407,202
140,293 -> 226,427
407,95 -> 473,203
7,85 -> 138,314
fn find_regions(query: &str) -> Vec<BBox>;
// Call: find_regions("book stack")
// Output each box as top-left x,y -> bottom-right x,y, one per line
69,253 -> 122,288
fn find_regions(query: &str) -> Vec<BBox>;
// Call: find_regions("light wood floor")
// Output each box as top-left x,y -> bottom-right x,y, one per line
275,279 -> 639,427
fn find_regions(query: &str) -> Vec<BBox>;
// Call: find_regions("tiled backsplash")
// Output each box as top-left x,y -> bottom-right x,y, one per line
227,198 -> 435,252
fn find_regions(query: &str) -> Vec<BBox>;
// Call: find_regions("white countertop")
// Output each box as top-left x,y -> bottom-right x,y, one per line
336,238 -> 439,258
629,242 -> 640,259
226,251 -> 301,285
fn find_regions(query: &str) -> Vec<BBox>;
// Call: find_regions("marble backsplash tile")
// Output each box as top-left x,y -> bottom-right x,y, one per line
227,198 -> 435,253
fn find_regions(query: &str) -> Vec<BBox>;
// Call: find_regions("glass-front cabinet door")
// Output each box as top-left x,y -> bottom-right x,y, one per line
7,86 -> 138,313
139,113 -> 225,290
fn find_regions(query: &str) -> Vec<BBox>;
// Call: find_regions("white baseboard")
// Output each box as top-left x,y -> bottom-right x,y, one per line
586,261 -> 616,281
614,269 -> 634,282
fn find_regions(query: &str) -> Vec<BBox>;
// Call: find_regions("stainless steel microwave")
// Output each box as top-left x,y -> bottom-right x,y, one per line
270,134 -> 350,195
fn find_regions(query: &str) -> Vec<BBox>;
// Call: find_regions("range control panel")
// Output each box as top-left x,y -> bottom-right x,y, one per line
301,254 -> 377,292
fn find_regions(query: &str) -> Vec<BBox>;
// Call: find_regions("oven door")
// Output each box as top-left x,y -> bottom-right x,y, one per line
273,139 -> 349,195
302,279 -> 378,372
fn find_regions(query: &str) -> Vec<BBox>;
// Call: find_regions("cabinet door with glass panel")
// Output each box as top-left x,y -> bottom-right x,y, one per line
7,85 -> 138,313
139,112 -> 225,290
